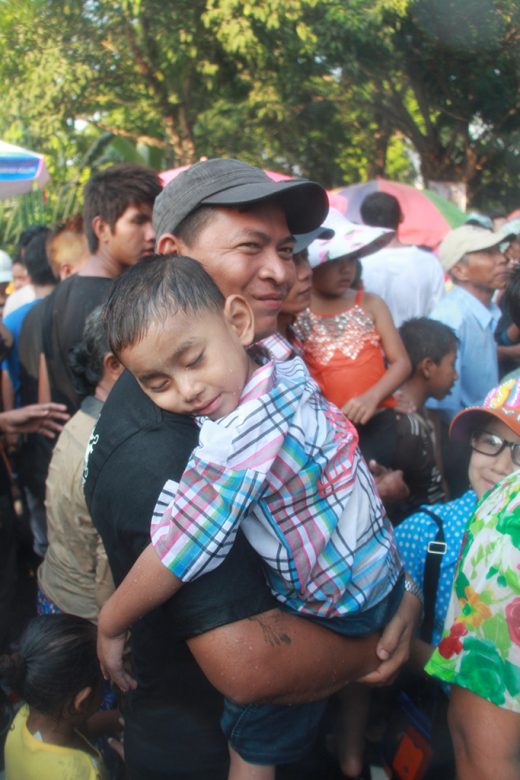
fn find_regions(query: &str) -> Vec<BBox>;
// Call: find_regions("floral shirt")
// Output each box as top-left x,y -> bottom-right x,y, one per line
425,470 -> 520,711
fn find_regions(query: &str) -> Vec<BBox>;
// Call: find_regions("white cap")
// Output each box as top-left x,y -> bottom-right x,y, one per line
0,250 -> 13,283
308,207 -> 393,269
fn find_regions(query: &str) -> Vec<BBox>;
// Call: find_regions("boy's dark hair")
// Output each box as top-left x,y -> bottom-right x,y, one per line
69,306 -> 110,399
0,615 -> 100,718
15,224 -> 48,262
399,317 -> 457,371
360,192 -> 402,231
104,254 -> 225,357
504,265 -> 520,328
23,229 -> 56,286
83,163 -> 162,253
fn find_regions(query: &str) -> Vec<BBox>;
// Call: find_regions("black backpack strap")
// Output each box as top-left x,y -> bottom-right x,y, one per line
417,508 -> 446,644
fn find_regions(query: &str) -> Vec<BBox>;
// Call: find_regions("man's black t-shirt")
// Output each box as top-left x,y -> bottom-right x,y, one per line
17,300 -> 54,501
19,299 -> 45,407
41,275 -> 113,413
84,370 -> 276,779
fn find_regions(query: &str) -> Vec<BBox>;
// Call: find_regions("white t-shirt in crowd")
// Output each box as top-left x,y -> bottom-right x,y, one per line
360,245 -> 445,327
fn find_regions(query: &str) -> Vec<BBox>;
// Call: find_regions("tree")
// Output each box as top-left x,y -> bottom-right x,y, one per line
315,0 -> 520,204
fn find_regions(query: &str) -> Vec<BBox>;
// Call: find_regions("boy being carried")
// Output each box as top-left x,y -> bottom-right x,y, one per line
97,255 -> 405,779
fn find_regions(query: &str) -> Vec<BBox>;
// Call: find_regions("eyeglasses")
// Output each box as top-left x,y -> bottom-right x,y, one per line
470,430 -> 520,467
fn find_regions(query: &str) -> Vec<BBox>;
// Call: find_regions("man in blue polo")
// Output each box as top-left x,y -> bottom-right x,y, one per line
428,224 -> 514,419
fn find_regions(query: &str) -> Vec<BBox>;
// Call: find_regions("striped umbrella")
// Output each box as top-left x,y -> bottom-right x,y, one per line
0,141 -> 50,200
329,178 -> 466,249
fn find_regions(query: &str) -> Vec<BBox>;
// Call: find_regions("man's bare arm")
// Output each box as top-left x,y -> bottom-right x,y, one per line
187,592 -> 420,705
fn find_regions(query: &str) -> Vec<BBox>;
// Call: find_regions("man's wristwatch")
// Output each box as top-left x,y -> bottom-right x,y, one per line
404,574 -> 424,606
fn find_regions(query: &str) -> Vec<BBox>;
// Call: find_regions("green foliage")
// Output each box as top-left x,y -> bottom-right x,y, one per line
1,0 -> 519,246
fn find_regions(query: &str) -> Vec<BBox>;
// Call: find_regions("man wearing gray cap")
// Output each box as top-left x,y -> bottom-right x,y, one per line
428,224 -> 514,420
85,159 -> 419,779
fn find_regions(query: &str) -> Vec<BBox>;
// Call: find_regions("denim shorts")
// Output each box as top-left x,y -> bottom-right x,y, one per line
221,698 -> 328,765
221,576 -> 405,765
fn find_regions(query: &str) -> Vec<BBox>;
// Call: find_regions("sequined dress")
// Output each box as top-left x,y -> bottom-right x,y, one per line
291,290 -> 396,410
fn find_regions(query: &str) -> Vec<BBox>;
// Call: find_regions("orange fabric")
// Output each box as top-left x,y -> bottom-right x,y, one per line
306,342 -> 396,410
293,294 -> 396,411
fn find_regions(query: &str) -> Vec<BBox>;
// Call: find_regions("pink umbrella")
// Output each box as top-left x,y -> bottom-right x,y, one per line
329,178 -> 466,249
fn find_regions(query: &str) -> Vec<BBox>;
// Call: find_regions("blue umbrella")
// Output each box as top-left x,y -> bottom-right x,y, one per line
0,141 -> 50,200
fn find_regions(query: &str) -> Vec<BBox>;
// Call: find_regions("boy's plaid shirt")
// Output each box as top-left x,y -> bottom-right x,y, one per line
152,354 -> 402,619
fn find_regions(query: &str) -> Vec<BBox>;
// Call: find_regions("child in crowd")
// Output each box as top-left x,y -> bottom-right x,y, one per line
398,376 -> 520,663
387,317 -> 458,523
2,614 -> 110,779
339,378 -> 520,778
291,208 -> 411,463
97,255 -> 405,780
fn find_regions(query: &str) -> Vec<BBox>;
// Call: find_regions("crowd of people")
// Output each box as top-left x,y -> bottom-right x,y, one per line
0,159 -> 518,780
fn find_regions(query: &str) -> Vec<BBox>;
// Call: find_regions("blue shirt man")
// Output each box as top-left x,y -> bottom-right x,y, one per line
427,285 -> 501,418
427,225 -> 514,420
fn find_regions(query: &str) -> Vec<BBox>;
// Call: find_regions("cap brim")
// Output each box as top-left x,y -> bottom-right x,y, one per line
450,406 -> 520,442
293,226 -> 335,255
471,230 -> 516,253
202,179 -> 329,234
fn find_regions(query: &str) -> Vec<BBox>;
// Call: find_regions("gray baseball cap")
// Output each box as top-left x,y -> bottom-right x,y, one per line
153,158 -> 329,239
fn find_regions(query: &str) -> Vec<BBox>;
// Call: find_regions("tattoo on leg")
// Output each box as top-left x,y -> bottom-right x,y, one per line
248,615 -> 292,646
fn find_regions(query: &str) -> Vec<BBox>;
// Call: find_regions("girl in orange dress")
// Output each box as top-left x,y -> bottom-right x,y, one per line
292,209 -> 411,461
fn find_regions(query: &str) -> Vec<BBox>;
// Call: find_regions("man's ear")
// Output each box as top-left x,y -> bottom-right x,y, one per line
91,216 -> 111,246
450,259 -> 469,284
156,233 -> 182,255
59,262 -> 74,280
223,295 -> 255,347
72,685 -> 93,715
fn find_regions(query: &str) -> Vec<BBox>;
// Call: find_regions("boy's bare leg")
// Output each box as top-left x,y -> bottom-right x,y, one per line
228,746 -> 274,780
337,684 -> 371,777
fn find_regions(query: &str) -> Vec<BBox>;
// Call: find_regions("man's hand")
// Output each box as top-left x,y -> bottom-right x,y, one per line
357,590 -> 421,686
369,460 -> 410,505
97,623 -> 136,693
0,403 -> 69,438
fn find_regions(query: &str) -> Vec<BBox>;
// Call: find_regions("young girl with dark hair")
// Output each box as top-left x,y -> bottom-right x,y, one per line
2,614 -> 109,779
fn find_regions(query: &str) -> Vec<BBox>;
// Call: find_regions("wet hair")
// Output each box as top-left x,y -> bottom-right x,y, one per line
83,163 -> 161,253
23,229 -> 56,286
0,615 -> 101,719
104,254 -> 225,357
360,192 -> 402,231
504,265 -> 520,329
68,306 -> 110,399
399,317 -> 457,371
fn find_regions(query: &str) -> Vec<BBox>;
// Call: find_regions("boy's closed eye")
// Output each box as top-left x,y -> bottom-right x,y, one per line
185,351 -> 204,369
148,379 -> 169,393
